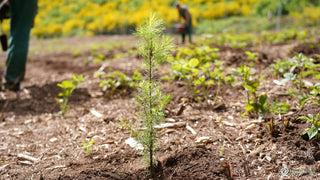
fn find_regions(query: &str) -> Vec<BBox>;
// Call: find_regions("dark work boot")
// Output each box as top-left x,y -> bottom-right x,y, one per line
1,82 -> 23,92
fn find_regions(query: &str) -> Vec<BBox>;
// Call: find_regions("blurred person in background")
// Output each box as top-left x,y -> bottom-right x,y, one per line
1,0 -> 38,91
174,2 -> 192,44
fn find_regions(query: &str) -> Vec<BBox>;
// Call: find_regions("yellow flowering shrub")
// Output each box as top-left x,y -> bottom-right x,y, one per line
27,0 -> 314,37
63,19 -> 85,35
292,7 -> 320,26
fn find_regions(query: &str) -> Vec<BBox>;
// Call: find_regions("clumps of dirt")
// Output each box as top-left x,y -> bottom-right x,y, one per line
56,147 -> 225,180
162,81 -> 194,105
256,51 -> 281,65
217,47 -> 247,66
155,147 -> 224,179
217,45 -> 283,67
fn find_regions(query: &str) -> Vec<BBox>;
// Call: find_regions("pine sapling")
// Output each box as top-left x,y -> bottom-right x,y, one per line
134,13 -> 173,177
80,138 -> 95,155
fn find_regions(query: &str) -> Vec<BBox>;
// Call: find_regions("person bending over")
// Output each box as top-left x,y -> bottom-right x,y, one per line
174,2 -> 192,44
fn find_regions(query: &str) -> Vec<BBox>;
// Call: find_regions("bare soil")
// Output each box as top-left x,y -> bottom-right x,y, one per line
1,35 -> 320,179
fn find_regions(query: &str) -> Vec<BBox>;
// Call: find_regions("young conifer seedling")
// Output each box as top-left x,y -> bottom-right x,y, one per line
80,138 -> 95,155
134,13 -> 173,177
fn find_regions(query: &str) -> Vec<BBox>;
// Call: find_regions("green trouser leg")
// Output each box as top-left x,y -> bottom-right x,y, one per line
4,0 -> 37,85
188,23 -> 192,43
181,20 -> 192,44
182,32 -> 185,43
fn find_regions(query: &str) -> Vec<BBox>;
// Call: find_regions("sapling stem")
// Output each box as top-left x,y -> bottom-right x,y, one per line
201,82 -> 208,105
148,39 -> 154,176
215,79 -> 222,102
185,77 -> 199,102
299,66 -> 305,93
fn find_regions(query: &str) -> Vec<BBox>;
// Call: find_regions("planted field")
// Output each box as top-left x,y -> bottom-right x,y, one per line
1,29 -> 320,179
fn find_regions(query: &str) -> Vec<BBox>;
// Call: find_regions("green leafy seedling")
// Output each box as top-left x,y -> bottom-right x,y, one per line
234,63 -> 254,103
234,63 -> 269,119
207,60 -> 234,102
298,93 -> 310,109
291,53 -> 319,93
170,57 -> 201,101
304,83 -> 320,106
270,58 -> 295,77
242,94 -> 268,120
273,67 -> 296,86
55,75 -> 84,117
299,112 -> 320,141
269,99 -> 290,115
95,70 -> 142,95
272,53 -> 320,106
245,51 -> 258,67
80,139 -> 96,155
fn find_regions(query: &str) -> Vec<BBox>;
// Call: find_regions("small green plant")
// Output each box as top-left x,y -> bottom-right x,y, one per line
55,75 -> 84,117
307,83 -> 320,105
269,99 -> 290,115
298,93 -> 310,108
273,67 -> 297,86
242,94 -> 268,120
261,29 -> 308,44
175,45 -> 218,65
272,54 -> 320,96
170,45 -> 217,101
292,53 -> 318,93
95,70 -> 142,95
233,63 -> 255,103
170,57 -> 233,104
270,59 -> 295,77
206,60 -> 234,102
245,51 -> 258,67
170,58 -> 202,101
80,139 -> 96,155
234,63 -> 268,119
167,42 -> 235,105
88,49 -> 109,63
134,13 -> 173,177
286,88 -> 297,98
299,112 -> 320,140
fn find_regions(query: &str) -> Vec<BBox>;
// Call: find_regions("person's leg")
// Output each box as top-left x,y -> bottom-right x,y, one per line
3,0 -> 37,90
188,22 -> 192,43
181,32 -> 185,43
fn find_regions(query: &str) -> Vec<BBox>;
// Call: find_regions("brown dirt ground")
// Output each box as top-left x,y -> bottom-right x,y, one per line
1,35 -> 320,179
